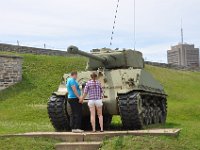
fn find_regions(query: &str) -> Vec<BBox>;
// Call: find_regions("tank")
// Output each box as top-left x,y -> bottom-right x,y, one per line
47,46 -> 167,131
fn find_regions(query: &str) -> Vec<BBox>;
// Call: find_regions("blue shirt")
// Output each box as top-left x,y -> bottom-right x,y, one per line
66,77 -> 81,99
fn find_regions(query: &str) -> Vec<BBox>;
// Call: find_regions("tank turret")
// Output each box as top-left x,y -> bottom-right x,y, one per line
67,45 -> 144,70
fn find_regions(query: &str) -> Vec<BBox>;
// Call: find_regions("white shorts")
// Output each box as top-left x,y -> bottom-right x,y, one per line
88,99 -> 103,108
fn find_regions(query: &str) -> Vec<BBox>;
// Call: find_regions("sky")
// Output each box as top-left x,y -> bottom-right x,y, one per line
0,0 -> 200,62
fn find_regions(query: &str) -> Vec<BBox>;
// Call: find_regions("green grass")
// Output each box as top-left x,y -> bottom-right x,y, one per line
101,136 -> 199,150
102,66 -> 200,150
0,53 -> 87,149
0,53 -> 86,134
0,137 -> 59,150
0,52 -> 200,149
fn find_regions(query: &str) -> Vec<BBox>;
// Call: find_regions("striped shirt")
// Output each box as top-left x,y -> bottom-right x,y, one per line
84,80 -> 103,100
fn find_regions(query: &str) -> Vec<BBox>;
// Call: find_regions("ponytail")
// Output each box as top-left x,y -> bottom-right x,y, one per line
91,72 -> 97,89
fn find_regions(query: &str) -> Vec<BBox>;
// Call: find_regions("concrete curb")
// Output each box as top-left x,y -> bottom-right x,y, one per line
0,132 -> 84,142
55,142 -> 101,150
0,129 -> 181,141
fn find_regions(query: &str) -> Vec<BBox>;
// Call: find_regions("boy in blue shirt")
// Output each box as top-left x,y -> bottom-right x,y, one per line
66,71 -> 83,133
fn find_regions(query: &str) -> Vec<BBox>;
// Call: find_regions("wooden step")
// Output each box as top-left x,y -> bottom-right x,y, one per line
55,142 -> 101,150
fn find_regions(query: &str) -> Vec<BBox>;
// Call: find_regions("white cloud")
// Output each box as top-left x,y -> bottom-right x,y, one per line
0,0 -> 200,62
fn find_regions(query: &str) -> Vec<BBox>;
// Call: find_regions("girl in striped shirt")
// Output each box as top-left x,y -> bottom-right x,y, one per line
81,72 -> 104,132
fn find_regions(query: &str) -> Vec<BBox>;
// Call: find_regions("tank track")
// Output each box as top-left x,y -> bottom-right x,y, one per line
118,91 -> 167,130
47,95 -> 71,131
48,95 -> 113,131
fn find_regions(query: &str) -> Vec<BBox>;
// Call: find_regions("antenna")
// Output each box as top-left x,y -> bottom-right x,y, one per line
109,0 -> 120,47
181,19 -> 184,44
134,0 -> 136,50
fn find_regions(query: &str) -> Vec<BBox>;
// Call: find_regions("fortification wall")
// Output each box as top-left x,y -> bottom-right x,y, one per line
0,55 -> 23,91
145,61 -> 200,72
0,43 -> 67,56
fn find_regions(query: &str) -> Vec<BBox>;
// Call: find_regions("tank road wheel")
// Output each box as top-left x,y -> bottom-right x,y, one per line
47,95 -> 71,132
152,109 -> 159,124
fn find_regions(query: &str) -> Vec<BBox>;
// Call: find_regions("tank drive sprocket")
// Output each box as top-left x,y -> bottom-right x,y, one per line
118,91 -> 167,129
47,95 -> 71,131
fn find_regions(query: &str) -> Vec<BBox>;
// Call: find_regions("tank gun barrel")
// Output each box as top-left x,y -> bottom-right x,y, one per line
67,46 -> 107,63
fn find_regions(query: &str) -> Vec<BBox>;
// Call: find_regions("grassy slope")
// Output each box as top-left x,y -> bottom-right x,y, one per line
0,53 -> 200,149
0,53 -> 86,149
102,66 -> 200,150
0,54 -> 86,134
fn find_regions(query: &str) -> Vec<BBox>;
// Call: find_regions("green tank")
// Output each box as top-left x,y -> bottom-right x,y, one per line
47,46 -> 167,131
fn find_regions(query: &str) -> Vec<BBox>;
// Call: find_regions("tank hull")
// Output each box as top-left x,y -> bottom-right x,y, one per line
55,68 -> 166,116
48,68 -> 167,131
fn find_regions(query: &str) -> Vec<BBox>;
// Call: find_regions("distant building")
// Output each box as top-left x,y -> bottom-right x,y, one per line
167,43 -> 199,67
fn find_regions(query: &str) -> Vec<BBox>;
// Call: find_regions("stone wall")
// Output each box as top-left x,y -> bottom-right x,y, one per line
145,61 -> 200,72
0,43 -> 67,56
0,55 -> 23,91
